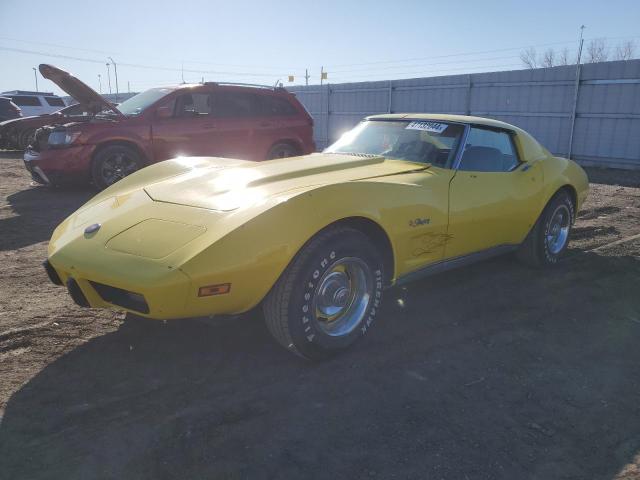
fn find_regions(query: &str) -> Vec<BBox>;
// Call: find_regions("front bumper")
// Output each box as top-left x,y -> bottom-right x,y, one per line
23,144 -> 95,185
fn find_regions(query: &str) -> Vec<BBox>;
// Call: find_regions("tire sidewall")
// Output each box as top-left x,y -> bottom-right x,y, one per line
92,145 -> 141,190
540,192 -> 574,264
286,232 -> 384,358
267,143 -> 298,160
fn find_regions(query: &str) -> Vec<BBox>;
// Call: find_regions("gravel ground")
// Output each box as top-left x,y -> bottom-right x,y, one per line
0,151 -> 639,480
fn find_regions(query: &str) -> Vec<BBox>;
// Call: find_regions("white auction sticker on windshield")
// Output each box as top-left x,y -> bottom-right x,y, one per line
405,121 -> 448,134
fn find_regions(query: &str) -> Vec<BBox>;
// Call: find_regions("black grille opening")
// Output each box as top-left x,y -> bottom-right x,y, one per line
43,260 -> 62,286
66,278 -> 90,308
89,281 -> 150,314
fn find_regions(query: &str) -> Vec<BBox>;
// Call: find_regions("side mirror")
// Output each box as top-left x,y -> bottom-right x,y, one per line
155,106 -> 173,119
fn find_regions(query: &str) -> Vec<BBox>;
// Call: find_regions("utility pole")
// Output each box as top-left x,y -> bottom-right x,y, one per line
567,25 -> 586,160
305,68 -> 310,86
32,67 -> 38,92
106,63 -> 112,94
108,57 -> 119,102
181,61 -> 185,83
320,66 -> 324,85
127,81 -> 130,93
98,74 -> 102,93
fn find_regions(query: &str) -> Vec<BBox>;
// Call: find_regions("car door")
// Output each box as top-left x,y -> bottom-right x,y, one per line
209,90 -> 256,160
445,126 -> 544,259
150,90 -> 217,160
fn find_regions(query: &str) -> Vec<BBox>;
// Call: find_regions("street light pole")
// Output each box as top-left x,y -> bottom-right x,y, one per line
98,74 -> 102,93
106,63 -> 112,95
108,56 -> 119,102
32,67 -> 38,92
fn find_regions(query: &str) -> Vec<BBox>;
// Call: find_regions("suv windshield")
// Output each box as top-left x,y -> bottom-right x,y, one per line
115,88 -> 174,116
325,120 -> 465,167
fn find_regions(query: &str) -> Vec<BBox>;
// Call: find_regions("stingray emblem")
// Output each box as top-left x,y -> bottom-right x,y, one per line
409,218 -> 430,227
84,223 -> 101,235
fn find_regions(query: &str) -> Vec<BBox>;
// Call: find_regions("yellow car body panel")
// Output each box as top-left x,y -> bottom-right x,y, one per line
47,114 -> 589,319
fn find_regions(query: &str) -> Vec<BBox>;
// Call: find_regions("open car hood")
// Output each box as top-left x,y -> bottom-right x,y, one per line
38,64 -> 124,117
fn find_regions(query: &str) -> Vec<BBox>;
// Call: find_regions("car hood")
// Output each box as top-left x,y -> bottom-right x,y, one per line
38,64 -> 123,117
143,153 -> 429,211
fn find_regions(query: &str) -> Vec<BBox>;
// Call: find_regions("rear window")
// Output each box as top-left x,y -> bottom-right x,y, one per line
257,95 -> 297,116
45,97 -> 65,107
11,96 -> 41,106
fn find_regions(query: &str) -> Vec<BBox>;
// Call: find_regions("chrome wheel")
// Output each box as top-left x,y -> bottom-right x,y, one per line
313,257 -> 373,337
100,153 -> 138,185
545,204 -> 571,255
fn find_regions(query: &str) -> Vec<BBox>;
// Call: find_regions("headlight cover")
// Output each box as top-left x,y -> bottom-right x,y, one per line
106,219 -> 206,259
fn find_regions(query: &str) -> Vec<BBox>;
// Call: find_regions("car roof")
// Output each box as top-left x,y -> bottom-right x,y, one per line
2,90 -> 56,96
159,83 -> 288,95
367,113 -> 519,131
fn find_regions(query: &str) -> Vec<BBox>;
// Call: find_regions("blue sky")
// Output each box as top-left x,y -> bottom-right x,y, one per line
0,0 -> 638,95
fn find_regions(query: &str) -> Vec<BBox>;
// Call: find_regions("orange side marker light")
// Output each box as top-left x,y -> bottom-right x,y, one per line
198,283 -> 231,297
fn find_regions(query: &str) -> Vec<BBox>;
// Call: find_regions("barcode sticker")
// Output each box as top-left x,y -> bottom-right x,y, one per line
405,121 -> 448,133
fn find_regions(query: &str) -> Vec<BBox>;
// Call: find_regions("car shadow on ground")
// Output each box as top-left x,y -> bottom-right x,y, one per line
0,185 -> 94,251
1,252 -> 639,479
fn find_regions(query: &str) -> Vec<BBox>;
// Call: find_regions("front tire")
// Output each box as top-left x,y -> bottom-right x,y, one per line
91,145 -> 142,190
517,190 -> 575,266
263,226 -> 384,360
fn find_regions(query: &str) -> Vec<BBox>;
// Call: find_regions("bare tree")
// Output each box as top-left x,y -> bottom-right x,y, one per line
586,38 -> 609,63
614,40 -> 636,60
520,47 -> 538,69
542,48 -> 556,67
558,47 -> 572,65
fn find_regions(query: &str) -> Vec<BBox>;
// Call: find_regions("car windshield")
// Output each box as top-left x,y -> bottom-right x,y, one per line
115,88 -> 174,116
325,120 -> 465,167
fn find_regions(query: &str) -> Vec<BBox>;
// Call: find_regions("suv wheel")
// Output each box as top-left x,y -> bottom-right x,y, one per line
91,145 -> 142,190
263,226 -> 384,360
267,143 -> 299,159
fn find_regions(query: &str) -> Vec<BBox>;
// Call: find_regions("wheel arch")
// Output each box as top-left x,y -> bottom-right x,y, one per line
91,139 -> 149,167
300,216 -> 396,287
267,138 -> 303,157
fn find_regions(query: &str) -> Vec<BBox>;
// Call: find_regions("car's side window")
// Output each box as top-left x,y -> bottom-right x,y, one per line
10,96 -> 41,107
257,96 -> 297,116
458,127 -> 520,172
174,93 -> 212,117
212,92 -> 255,118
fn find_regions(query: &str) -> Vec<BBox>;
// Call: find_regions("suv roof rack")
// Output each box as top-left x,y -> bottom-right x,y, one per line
203,82 -> 286,91
2,90 -> 56,96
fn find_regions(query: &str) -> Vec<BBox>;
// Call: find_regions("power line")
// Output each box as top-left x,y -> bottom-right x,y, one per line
0,35 -> 299,71
321,35 -> 640,69
0,45 -> 292,78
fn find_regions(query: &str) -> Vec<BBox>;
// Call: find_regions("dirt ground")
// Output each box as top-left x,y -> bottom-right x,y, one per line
0,150 -> 639,480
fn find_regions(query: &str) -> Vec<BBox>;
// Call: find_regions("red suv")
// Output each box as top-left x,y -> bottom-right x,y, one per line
25,64 -> 315,189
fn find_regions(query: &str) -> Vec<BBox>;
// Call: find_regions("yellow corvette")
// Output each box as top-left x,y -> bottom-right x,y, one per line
44,114 -> 588,359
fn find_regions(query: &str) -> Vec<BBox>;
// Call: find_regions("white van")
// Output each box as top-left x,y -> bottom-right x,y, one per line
1,90 -> 66,117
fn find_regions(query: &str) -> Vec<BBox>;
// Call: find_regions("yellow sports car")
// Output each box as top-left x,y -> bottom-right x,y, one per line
44,114 -> 588,359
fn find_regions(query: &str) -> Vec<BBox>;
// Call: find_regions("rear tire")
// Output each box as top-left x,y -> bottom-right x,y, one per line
267,143 -> 299,159
263,226 -> 384,360
517,190 -> 574,267
91,145 -> 142,190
